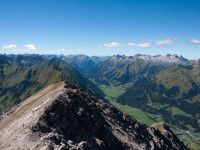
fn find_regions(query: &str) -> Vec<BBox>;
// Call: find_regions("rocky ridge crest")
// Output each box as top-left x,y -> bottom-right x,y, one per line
111,54 -> 189,65
30,81 -> 189,150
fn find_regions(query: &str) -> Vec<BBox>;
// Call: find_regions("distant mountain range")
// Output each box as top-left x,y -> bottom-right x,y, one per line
87,54 -> 191,86
109,54 -> 190,64
4,53 -> 109,74
132,54 -> 189,64
41,54 -> 109,74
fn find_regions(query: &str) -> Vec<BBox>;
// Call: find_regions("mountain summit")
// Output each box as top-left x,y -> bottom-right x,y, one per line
0,81 -> 188,149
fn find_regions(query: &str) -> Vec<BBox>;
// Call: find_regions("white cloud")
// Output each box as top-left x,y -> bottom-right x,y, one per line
3,44 -> 17,48
24,44 -> 36,50
156,38 -> 176,45
137,42 -> 151,48
104,42 -> 125,49
189,39 -> 200,45
128,43 -> 136,46
99,38 -> 179,49
100,42 -> 151,49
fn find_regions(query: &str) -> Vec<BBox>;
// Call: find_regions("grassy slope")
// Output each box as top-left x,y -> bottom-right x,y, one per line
7,55 -> 105,98
98,84 -> 126,100
98,84 -> 157,126
0,65 -> 79,112
120,105 -> 155,126
182,138 -> 200,150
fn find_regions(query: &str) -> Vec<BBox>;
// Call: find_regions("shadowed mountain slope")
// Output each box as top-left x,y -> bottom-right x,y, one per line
5,54 -> 104,98
0,57 -> 100,112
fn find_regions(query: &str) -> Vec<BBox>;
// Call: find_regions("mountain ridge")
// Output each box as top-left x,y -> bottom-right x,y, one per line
1,54 -> 104,99
0,81 -> 189,150
0,56 -> 102,112
111,54 -> 189,65
87,54 -> 170,86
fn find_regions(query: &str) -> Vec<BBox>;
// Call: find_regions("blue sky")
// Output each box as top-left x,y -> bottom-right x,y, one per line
0,0 -> 200,59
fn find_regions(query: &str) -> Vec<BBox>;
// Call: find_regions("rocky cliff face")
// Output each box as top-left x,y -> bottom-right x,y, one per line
0,81 -> 189,150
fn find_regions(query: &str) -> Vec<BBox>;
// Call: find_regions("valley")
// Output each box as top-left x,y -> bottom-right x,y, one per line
99,83 -> 200,149
87,54 -> 200,149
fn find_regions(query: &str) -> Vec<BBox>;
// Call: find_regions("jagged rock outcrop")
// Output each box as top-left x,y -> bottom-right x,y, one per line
0,81 -> 189,150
